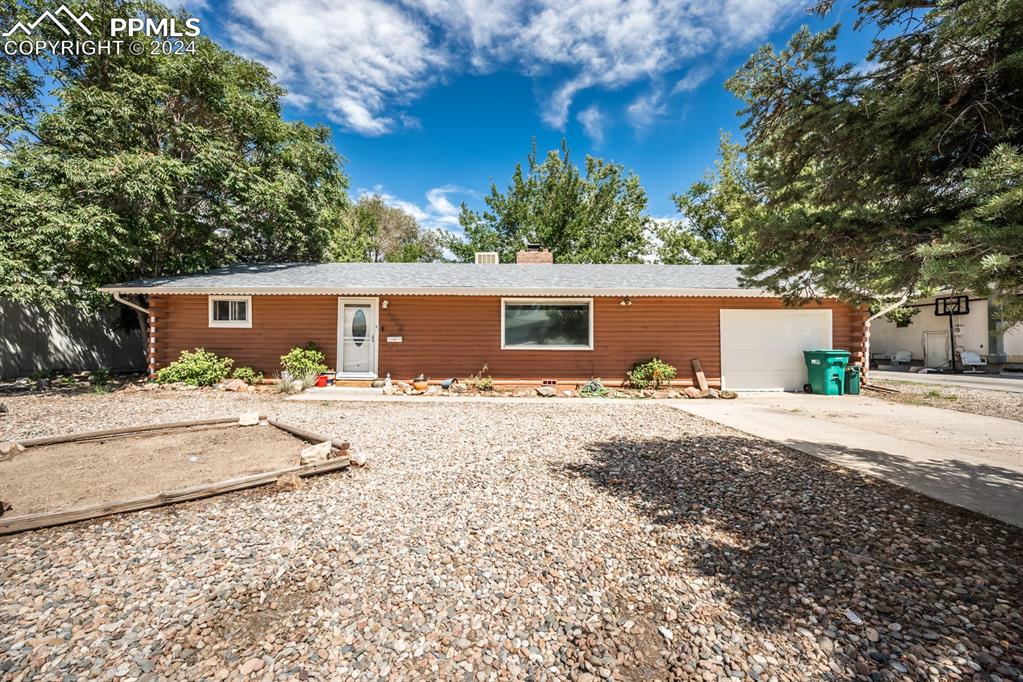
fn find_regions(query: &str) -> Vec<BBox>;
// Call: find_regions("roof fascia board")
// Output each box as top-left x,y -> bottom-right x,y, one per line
99,285 -> 776,297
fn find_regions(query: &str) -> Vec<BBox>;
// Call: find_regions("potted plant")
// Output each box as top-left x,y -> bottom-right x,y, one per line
412,373 -> 429,391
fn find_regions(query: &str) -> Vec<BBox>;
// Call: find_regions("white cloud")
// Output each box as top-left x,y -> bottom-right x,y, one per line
227,0 -> 446,135
357,184 -> 473,233
627,91 -> 666,132
673,64 -> 716,93
577,105 -> 605,145
224,0 -> 802,136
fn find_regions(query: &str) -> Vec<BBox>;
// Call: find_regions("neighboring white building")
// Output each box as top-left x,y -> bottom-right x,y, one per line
870,294 -> 1023,369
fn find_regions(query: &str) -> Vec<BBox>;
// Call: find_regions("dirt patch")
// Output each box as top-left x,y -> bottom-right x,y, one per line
0,423 -> 306,516
867,379 -> 1023,422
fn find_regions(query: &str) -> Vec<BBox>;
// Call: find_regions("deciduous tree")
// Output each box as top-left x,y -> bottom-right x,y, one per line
0,0 -> 351,314
445,140 -> 650,263
333,194 -> 441,263
658,134 -> 759,265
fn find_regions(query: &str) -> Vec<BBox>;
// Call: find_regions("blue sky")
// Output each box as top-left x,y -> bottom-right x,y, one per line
189,0 -> 875,233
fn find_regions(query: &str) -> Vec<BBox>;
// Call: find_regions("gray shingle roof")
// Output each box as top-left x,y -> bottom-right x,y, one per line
100,262 -> 770,297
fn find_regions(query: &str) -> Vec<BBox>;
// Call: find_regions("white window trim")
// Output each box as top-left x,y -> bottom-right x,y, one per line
208,295 -> 252,328
500,297 -> 594,351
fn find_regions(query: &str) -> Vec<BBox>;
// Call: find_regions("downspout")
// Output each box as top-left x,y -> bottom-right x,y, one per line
112,292 -> 150,316
111,292 -> 153,377
863,293 -> 911,384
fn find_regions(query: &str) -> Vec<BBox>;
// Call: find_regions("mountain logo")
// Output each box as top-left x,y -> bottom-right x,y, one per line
3,5 -> 94,37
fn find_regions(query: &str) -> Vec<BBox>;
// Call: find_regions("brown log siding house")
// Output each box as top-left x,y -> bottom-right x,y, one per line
102,250 -> 868,390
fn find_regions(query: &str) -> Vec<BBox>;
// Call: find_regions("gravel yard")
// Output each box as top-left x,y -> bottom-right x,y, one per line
868,379 -> 1023,422
1,391 -> 1021,681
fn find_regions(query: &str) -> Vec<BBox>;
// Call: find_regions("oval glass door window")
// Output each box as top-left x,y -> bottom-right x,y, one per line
352,308 -> 367,346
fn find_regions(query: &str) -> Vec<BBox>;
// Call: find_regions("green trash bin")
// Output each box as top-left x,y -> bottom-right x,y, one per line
845,366 -> 861,395
802,350 -> 850,395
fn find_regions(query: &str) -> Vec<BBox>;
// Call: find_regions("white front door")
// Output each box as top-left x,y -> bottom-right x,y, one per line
337,298 -> 378,377
720,309 -> 833,391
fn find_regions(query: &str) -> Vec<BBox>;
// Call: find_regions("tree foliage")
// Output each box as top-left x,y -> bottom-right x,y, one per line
658,134 -> 759,265
723,0 -> 1023,319
445,139 -> 650,263
0,0 -> 350,309
332,194 -> 441,263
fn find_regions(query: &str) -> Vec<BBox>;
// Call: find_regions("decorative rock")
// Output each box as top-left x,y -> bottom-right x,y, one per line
239,657 -> 264,676
535,386 -> 557,397
300,441 -> 332,465
719,390 -> 738,399
705,388 -> 720,399
350,451 -> 369,467
382,385 -> 398,396
658,626 -> 673,642
1,395 -> 1020,681
425,386 -> 440,395
684,387 -> 702,399
450,383 -> 467,394
0,441 -> 25,459
665,390 -> 682,399
275,473 -> 304,491
291,380 -> 304,393
238,412 -> 260,426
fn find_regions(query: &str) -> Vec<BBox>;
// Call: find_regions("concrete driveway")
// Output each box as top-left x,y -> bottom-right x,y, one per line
670,393 -> 1023,527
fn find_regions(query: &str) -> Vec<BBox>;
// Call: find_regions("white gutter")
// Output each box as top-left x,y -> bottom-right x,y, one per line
98,285 -> 779,298
112,292 -> 151,316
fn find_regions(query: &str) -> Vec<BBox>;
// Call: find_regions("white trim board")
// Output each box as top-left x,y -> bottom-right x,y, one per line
101,286 -> 778,298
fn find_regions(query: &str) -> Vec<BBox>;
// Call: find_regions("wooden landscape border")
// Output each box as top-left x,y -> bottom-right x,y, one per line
0,416 -> 351,536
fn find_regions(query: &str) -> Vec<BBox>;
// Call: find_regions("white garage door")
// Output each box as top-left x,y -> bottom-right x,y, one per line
720,309 -> 833,391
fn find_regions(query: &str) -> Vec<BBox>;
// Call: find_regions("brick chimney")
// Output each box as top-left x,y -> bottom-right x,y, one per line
516,243 -> 553,264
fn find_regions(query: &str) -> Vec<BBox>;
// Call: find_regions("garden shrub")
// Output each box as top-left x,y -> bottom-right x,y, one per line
468,363 -> 493,391
280,342 -> 327,377
156,348 -> 234,386
232,366 -> 264,385
579,378 -> 609,397
91,368 -> 112,387
273,372 -> 299,394
296,367 -> 321,389
628,358 -> 677,389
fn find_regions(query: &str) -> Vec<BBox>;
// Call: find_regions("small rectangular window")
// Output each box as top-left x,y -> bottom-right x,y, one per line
209,296 -> 252,328
501,299 -> 592,350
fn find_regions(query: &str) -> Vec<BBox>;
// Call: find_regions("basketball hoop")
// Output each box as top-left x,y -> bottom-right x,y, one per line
933,295 -> 970,371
